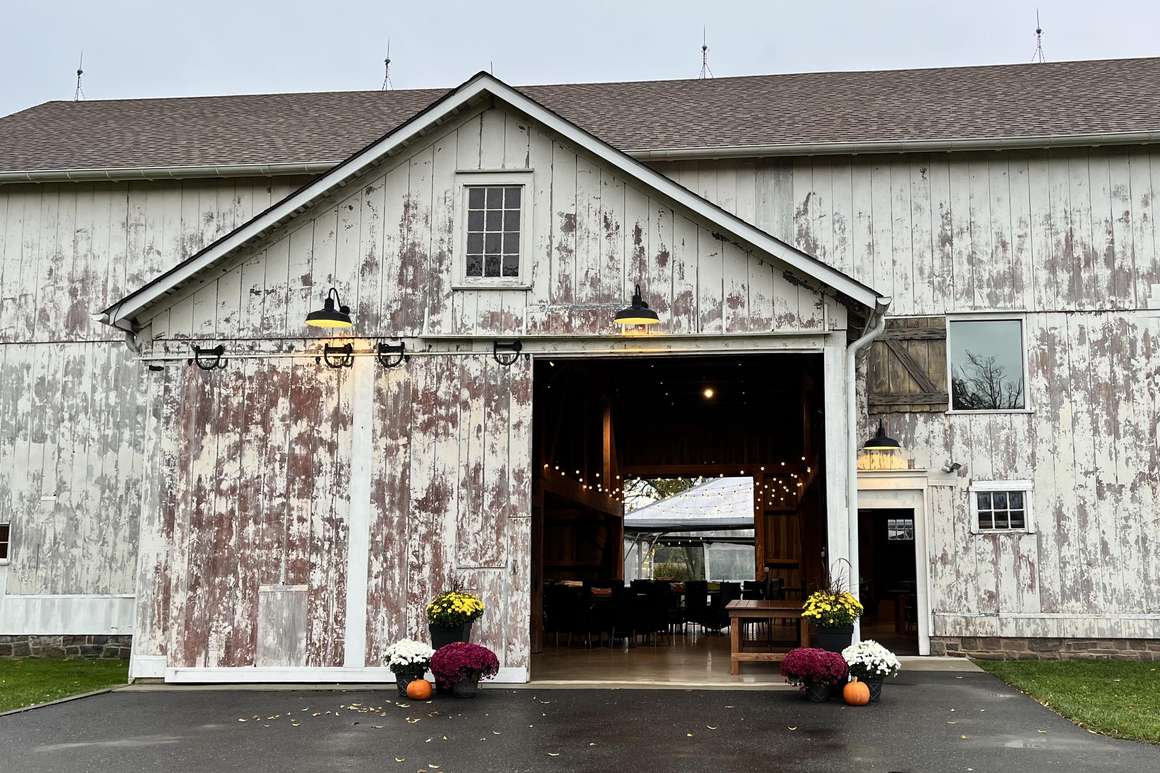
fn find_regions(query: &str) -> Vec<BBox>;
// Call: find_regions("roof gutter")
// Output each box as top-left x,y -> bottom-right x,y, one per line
626,129 -> 1160,161
6,130 -> 1160,185
0,160 -> 339,184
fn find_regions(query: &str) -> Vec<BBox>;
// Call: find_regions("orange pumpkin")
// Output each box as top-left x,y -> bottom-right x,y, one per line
843,678 -> 870,706
406,679 -> 433,701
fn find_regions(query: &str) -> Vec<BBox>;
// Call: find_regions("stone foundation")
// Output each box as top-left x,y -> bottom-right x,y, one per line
0,635 -> 131,659
931,635 -> 1160,661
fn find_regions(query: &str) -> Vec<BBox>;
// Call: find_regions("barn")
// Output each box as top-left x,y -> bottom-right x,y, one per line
0,58 -> 1158,678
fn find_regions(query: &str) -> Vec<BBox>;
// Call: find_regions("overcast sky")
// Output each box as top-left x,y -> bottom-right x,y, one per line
2,0 -> 1158,117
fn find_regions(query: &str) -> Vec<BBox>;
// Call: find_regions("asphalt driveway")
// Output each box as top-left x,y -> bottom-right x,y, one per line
0,672 -> 1154,772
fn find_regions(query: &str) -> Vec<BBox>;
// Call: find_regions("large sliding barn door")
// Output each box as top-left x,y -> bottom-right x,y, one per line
365,354 -> 532,674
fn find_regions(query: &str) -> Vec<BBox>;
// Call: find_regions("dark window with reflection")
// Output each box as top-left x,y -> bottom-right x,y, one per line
949,319 -> 1025,410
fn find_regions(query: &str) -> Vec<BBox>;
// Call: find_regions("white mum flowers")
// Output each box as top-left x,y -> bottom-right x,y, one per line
842,639 -> 901,679
385,639 -> 435,671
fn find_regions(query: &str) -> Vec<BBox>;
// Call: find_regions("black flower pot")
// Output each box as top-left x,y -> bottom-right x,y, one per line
393,667 -> 426,697
866,677 -> 884,703
429,622 -> 473,650
803,682 -> 830,703
813,625 -> 854,653
451,673 -> 482,698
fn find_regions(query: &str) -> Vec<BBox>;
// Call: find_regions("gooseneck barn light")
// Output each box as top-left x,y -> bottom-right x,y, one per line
305,287 -> 353,329
863,419 -> 901,451
614,284 -> 660,329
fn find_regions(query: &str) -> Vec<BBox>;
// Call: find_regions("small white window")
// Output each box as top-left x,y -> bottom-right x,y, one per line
454,171 -> 532,289
887,517 -> 914,541
947,317 -> 1028,412
969,481 -> 1034,534
0,522 -> 9,562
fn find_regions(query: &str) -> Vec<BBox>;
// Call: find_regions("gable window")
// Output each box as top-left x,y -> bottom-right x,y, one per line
0,522 -> 9,562
947,317 -> 1027,411
455,171 -> 532,288
969,481 -> 1034,533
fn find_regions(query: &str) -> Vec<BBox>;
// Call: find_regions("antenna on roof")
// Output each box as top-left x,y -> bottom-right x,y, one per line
381,39 -> 393,90
700,26 -> 713,79
74,51 -> 85,101
1032,10 -> 1046,63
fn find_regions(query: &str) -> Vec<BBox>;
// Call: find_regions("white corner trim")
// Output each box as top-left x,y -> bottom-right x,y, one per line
343,358 -> 374,669
101,72 -> 881,330
163,666 -> 529,684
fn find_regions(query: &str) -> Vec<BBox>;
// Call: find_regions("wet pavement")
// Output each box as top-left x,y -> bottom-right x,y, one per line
0,671 -> 1155,772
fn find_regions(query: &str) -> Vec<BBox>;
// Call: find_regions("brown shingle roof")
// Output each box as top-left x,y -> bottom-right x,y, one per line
3,57 -> 1160,174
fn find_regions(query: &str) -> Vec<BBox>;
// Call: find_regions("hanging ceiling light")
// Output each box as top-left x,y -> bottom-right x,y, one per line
614,284 -> 660,329
863,418 -> 901,451
305,287 -> 353,329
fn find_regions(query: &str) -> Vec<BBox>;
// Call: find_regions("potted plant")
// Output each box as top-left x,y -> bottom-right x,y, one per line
430,642 -> 500,698
384,639 -> 435,698
802,562 -> 864,652
842,639 -> 901,703
781,647 -> 848,702
426,587 -> 485,649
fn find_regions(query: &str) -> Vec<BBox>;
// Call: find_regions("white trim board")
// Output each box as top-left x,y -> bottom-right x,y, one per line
163,666 -> 529,684
100,72 -> 881,331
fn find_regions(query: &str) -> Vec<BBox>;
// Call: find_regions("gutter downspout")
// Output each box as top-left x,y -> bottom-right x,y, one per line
846,296 -> 891,645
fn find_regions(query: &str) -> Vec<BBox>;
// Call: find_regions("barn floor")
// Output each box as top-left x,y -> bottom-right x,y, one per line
4,672 -> 1155,772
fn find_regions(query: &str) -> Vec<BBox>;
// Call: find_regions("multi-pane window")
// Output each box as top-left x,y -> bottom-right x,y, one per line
886,517 -> 914,541
970,482 -> 1033,533
0,522 -> 9,561
465,185 -> 522,279
948,318 -> 1027,411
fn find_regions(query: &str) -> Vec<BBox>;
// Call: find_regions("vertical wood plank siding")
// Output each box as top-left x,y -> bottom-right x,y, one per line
658,153 -> 1160,638
144,107 -> 824,342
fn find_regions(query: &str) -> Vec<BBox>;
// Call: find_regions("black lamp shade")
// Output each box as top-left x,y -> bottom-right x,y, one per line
863,418 -> 900,451
306,288 -> 353,329
614,284 -> 660,327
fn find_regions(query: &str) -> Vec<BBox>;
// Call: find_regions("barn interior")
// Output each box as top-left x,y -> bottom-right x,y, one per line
529,353 -> 828,683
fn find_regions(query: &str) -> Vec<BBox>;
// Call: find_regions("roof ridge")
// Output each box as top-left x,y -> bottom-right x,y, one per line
13,55 -> 1160,113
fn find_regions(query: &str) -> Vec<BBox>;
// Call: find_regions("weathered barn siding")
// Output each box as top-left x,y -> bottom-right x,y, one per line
141,104 -> 825,344
658,151 -> 1160,315
668,152 -> 1160,638
0,178 -> 306,624
130,352 -> 531,672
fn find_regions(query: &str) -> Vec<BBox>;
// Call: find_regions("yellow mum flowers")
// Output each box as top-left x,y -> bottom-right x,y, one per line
801,590 -> 863,628
427,590 -> 486,627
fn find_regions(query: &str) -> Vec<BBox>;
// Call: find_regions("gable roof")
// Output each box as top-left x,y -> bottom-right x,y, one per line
99,71 -> 882,331
6,57 -> 1160,180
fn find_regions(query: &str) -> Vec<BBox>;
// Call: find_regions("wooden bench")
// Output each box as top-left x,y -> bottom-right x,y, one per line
726,599 -> 809,675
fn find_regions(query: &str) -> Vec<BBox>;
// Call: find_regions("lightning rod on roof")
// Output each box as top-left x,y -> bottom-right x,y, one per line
74,51 -> 85,101
381,39 -> 393,90
1032,10 -> 1046,63
700,26 -> 712,79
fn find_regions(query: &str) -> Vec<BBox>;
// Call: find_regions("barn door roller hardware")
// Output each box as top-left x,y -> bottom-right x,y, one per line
493,340 -> 523,366
376,341 -> 407,369
318,342 -> 354,369
188,343 -> 226,371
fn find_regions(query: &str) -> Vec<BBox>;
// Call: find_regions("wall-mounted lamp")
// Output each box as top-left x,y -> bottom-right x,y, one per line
305,287 -> 353,329
863,419 -> 900,451
614,284 -> 660,331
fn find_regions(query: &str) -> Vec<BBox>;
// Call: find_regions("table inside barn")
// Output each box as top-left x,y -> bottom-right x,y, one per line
725,599 -> 809,675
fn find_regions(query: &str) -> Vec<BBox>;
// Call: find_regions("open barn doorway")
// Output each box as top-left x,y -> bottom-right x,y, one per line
529,353 -> 827,684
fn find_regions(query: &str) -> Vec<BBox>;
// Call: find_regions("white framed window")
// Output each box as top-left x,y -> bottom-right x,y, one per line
946,315 -> 1029,413
887,517 -> 914,541
0,521 -> 9,563
969,480 -> 1034,534
453,171 -> 533,289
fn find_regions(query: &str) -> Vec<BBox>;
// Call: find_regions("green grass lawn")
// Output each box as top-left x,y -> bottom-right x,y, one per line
0,658 -> 128,713
978,659 -> 1160,744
